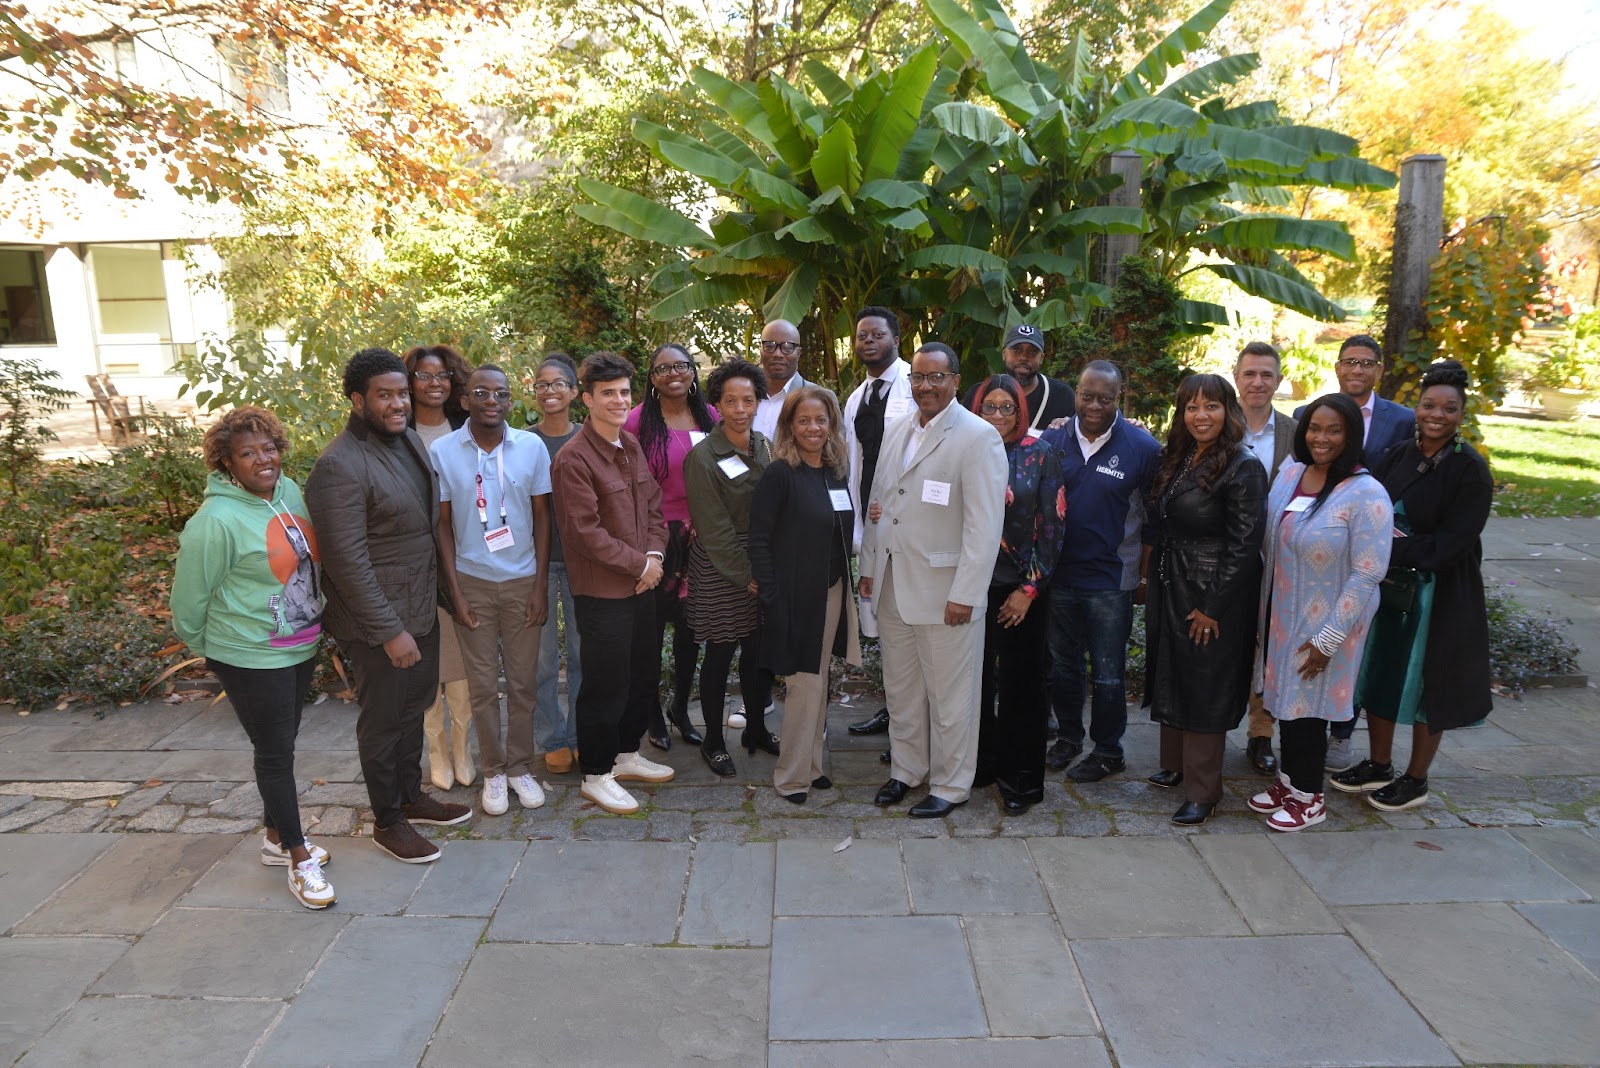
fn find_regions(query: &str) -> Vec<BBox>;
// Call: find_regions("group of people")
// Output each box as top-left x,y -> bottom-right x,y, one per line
171,313 -> 1494,911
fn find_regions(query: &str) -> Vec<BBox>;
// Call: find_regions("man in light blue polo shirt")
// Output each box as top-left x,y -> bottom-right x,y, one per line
431,366 -> 553,818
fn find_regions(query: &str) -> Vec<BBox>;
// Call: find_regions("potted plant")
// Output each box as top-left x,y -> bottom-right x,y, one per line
1279,335 -> 1336,400
1530,311 -> 1600,420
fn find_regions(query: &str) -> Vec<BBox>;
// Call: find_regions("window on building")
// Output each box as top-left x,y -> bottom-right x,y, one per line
0,248 -> 57,345
219,39 -> 290,116
88,37 -> 138,80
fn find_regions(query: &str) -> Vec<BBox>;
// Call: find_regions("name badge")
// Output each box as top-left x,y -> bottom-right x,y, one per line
828,488 -> 852,511
1284,496 -> 1313,513
689,431 -> 707,447
485,526 -> 517,552
717,454 -> 749,479
922,479 -> 951,506
885,396 -> 910,420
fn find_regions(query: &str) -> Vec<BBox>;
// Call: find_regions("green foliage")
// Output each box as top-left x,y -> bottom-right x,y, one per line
0,607 -> 171,710
118,416 -> 208,529
0,356 -> 74,494
1484,587 -> 1580,696
1529,310 -> 1600,394
1279,334 -> 1338,399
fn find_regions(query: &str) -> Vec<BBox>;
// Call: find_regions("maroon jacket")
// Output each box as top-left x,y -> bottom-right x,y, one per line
551,422 -> 667,599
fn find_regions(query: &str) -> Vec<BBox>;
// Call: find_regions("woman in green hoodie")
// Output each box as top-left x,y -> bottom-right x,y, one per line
171,406 -> 335,910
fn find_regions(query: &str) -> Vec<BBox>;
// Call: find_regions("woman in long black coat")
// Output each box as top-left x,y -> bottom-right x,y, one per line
1335,360 -> 1493,811
1144,374 -> 1268,825
748,387 -> 862,805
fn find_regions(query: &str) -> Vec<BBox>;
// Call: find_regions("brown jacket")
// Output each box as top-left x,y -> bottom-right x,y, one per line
552,422 -> 666,599
306,414 -> 444,646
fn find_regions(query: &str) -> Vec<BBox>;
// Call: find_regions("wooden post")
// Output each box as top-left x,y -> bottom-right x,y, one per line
1096,151 -> 1142,292
1382,154 -> 1446,399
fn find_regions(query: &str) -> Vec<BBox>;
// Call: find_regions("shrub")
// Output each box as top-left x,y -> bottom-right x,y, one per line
0,607 -> 172,710
1485,586 -> 1581,695
0,356 -> 74,493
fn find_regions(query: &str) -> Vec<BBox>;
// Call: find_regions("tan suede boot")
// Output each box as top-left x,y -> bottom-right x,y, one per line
423,691 -> 454,791
445,679 -> 476,787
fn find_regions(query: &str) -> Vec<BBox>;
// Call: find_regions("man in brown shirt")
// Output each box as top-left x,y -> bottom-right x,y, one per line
551,351 -> 675,814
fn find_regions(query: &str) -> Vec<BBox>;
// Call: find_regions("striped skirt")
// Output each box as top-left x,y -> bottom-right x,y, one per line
685,536 -> 760,644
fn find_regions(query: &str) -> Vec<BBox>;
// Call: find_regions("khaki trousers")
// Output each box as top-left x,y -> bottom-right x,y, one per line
774,579 -> 844,796
879,562 -> 984,803
1159,725 -> 1226,804
1247,691 -> 1275,740
453,571 -> 540,778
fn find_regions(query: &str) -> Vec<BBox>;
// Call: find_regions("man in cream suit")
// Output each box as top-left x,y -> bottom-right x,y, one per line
859,342 -> 1008,817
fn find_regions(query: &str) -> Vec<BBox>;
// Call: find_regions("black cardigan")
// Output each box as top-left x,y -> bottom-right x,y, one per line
1372,441 -> 1494,730
748,459 -> 855,677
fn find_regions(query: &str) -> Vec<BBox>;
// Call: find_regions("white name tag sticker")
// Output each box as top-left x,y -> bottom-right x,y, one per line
828,488 -> 852,511
885,396 -> 910,419
484,526 -> 517,552
1285,496 -> 1313,513
717,454 -> 750,479
689,431 -> 707,446
921,479 -> 951,506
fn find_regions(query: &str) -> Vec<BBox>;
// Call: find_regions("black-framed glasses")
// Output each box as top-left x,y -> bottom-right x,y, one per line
1338,358 -> 1380,370
651,361 -> 693,377
980,403 -> 1018,416
533,381 -> 571,394
759,340 -> 800,355
470,388 -> 513,401
412,371 -> 452,384
908,372 -> 954,387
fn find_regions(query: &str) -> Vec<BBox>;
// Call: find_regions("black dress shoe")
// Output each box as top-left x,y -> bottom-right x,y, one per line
878,749 -> 891,764
668,702 -> 703,747
848,708 -> 891,735
646,706 -> 671,752
1247,737 -> 1278,775
1147,769 -> 1184,789
811,776 -> 833,790
741,727 -> 780,756
1002,796 -> 1033,815
781,791 -> 807,805
1044,738 -> 1082,771
1066,753 -> 1125,783
875,779 -> 911,806
1171,801 -> 1216,826
701,745 -> 736,778
908,795 -> 965,818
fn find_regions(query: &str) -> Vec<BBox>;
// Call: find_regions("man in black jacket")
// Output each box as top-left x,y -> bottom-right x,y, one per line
307,348 -> 471,865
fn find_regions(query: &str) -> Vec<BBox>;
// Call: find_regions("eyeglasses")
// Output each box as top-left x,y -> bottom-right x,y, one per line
855,330 -> 891,343
980,403 -> 1017,416
1338,358 -> 1381,370
411,372 -> 452,384
759,340 -> 800,355
470,388 -> 513,401
651,361 -> 693,377
533,381 -> 571,394
908,372 -> 954,387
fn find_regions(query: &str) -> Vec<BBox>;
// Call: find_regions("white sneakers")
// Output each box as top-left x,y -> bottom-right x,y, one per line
260,835 -> 330,868
482,774 -> 509,816
582,773 -> 640,814
612,751 -> 676,783
727,699 -> 774,731
510,773 -> 546,809
288,857 -> 336,909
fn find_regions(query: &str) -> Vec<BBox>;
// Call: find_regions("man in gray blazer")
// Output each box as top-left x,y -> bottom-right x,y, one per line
1234,341 -> 1298,775
859,342 -> 1008,817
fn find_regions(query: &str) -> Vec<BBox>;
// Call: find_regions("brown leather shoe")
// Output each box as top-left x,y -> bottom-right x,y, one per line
402,794 -> 472,827
372,819 -> 441,864
544,747 -> 574,774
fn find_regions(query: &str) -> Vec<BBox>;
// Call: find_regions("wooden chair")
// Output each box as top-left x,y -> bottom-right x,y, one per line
84,374 -> 144,444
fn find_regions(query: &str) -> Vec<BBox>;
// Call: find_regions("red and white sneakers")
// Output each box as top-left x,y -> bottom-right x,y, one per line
1266,790 -> 1326,832
1248,774 -> 1293,814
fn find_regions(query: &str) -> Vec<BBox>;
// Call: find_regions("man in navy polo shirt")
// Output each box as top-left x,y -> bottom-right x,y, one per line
1039,360 -> 1161,782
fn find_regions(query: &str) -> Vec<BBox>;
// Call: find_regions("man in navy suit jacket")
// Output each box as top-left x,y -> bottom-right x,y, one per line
1292,333 -> 1415,766
1293,334 -> 1415,467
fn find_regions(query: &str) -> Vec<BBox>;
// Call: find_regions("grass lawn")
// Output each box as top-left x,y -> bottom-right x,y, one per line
1482,413 -> 1600,517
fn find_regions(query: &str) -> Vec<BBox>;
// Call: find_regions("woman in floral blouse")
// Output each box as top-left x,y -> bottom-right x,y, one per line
971,374 -> 1066,813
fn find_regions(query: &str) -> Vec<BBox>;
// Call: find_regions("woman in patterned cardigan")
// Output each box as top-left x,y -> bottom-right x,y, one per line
1249,393 -> 1393,831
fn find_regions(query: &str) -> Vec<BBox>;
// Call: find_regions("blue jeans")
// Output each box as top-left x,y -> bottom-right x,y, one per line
535,561 -> 580,752
1048,585 -> 1134,759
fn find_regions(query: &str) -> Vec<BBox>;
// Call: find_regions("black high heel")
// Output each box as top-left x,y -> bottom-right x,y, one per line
668,701 -> 703,747
647,706 -> 671,752
741,727 -> 780,756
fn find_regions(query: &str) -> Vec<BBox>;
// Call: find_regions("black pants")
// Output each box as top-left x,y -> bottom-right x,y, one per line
699,632 -> 773,751
976,584 -> 1048,803
574,592 -> 659,775
209,657 -> 316,851
338,626 -> 439,829
653,581 -> 701,722
1279,717 -> 1329,794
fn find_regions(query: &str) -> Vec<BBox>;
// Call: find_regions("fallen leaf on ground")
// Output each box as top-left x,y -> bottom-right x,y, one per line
143,779 -> 162,788
833,837 -> 852,852
312,779 -> 327,786
1414,840 -> 1444,851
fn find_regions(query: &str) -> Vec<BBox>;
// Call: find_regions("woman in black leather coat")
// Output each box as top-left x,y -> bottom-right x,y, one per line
1143,374 -> 1268,825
